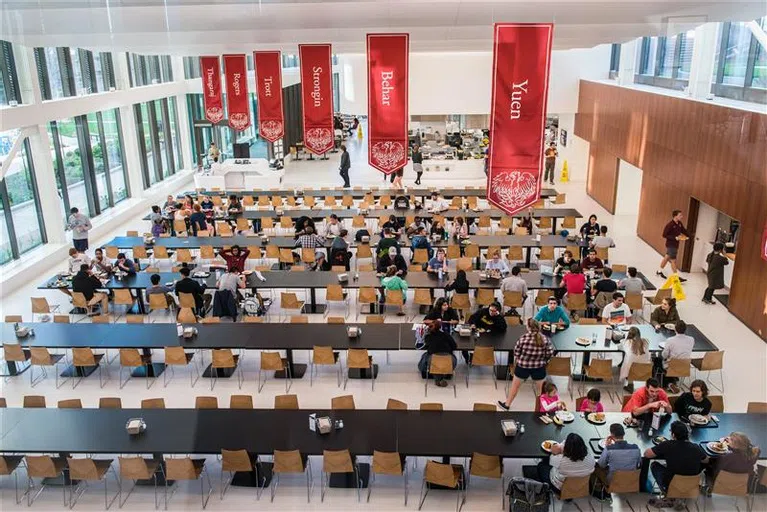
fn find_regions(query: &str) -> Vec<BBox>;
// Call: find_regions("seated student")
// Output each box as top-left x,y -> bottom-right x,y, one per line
377,246 -> 407,276
535,433 -> 595,492
376,228 -> 400,257
406,217 -> 427,236
163,194 -> 178,212
322,214 -> 342,238
451,216 -> 469,238
592,225 -> 614,249
650,298 -> 680,331
199,195 -> 215,211
381,265 -> 408,315
621,378 -> 672,419
295,225 -> 326,249
445,269 -> 470,295
645,421 -> 708,510
579,388 -> 605,413
657,320 -> 694,393
381,215 -> 402,235
146,273 -> 174,307
426,192 -> 450,213
560,264 -> 586,304
426,248 -> 449,275
619,267 -> 645,294
705,432 -> 759,490
554,250 -> 575,275
410,226 -> 433,260
67,247 -> 91,274
219,245 -> 250,273
500,266 -> 528,304
294,215 -> 315,235
226,194 -> 242,214
591,267 -> 618,297
175,266 -> 211,316
581,248 -> 604,271
70,263 -> 108,314
329,229 -> 352,269
673,379 -> 712,421
620,327 -> 651,391
417,320 -> 457,387
189,204 -> 208,235
423,297 -> 459,332
311,251 -> 332,271
91,248 -> 113,274
517,208 -> 535,235
114,253 -> 137,276
595,423 -> 641,485
217,269 -> 246,296
601,292 -> 632,326
485,250 -> 510,276
468,302 -> 507,333
429,220 -> 446,239
539,381 -> 568,413
534,296 -> 571,330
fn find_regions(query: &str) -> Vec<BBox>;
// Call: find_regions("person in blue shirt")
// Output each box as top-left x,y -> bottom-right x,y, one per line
426,248 -> 448,275
114,253 -> 137,276
534,296 -> 570,330
410,226 -> 433,260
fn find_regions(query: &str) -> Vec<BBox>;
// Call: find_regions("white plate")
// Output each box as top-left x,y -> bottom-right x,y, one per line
664,323 -> 676,330
689,414 -> 709,425
556,411 -> 575,422
706,441 -> 729,454
587,413 -> 606,424
541,441 -> 557,453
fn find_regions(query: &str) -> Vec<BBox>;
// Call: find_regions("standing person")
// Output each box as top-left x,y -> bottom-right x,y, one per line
208,142 -> 220,162
67,207 -> 92,252
702,242 -> 729,304
339,144 -> 351,188
497,318 -> 555,410
412,145 -> 424,185
657,210 -> 690,281
544,142 -> 558,185
392,167 -> 404,190
579,214 -> 600,257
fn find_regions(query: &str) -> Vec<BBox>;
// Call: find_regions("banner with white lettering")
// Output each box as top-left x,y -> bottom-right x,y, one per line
200,56 -> 224,124
254,51 -> 285,142
299,44 -> 334,154
367,33 -> 409,174
487,23 -> 553,216
223,54 -> 251,131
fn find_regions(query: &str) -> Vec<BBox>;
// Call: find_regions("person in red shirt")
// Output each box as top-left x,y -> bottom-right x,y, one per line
657,209 -> 689,281
561,263 -> 586,296
622,378 -> 672,418
219,245 -> 250,273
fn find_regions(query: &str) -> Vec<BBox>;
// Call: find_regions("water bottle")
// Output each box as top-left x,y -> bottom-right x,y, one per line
535,233 -> 541,243
591,332 -> 597,345
438,268 -> 443,280
520,423 -> 525,434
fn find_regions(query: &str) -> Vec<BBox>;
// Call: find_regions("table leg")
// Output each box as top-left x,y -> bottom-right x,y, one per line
130,348 -> 166,378
136,293 -> 146,315
525,247 -> 532,268
551,217 -> 558,235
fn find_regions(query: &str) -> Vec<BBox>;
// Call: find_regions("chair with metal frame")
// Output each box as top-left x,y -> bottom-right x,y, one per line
99,397 -> 122,409
258,351 -> 292,393
23,395 -> 46,408
386,398 -> 407,410
331,395 -> 356,410
425,354 -> 457,398
24,455 -> 69,507
66,457 -> 120,509
466,452 -> 505,509
220,449 -> 267,501
691,351 -> 725,393
324,284 -> 350,319
321,449 -> 362,502
31,297 -> 60,322
580,358 -> 615,402
661,358 -> 692,391
195,396 -> 218,409
119,348 -> 155,389
274,394 -> 299,410
546,356 -> 574,399
163,346 -> 200,388
368,451 -> 408,505
553,474 -> 594,511
357,287 -> 380,319
0,454 -> 24,504
271,450 -> 313,503
344,348 -> 375,391
164,457 -> 213,509
594,469 -> 640,512
229,395 -> 254,409
311,346 -> 341,387
418,460 -> 466,512
467,346 -> 497,389
2,343 -> 30,379
117,456 -> 164,509
72,347 -> 110,389
58,398 -> 82,408
210,349 -> 243,391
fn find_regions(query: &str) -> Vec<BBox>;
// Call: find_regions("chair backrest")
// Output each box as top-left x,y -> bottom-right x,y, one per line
457,257 -> 473,271
708,395 -> 724,413
176,308 -> 197,323
503,291 -> 524,307
119,348 -> 143,367
195,396 -> 218,409
470,453 -> 502,478
141,398 -> 166,409
164,346 -> 190,365
326,284 -> 344,301
290,315 -> 309,323
429,354 -> 454,376
29,347 -> 52,366
68,458 -> 105,481
546,356 -> 572,377
372,451 -> 403,475
212,349 -> 236,368
665,358 -> 691,378
471,346 -> 495,367
3,344 -> 26,362
666,473 -> 702,499
420,402 -> 443,411
539,246 -> 555,260
274,394 -> 299,410
58,399 -> 82,409
366,315 -> 385,324
99,397 -> 122,409
586,358 -> 613,379
627,362 -> 653,382
323,449 -> 353,473
71,293 -> 87,309
260,351 -> 285,370
273,450 -> 305,474
148,293 -> 169,311
230,395 -> 254,409
23,395 -> 46,408
30,297 -> 52,314
25,456 -> 61,478
451,293 -> 471,311
652,288 -> 672,305
700,351 -> 724,370
118,457 -> 151,480
165,458 -> 201,481
386,398 -> 407,410
280,292 -> 302,308
711,470 -> 750,497
54,315 -> 70,323
312,346 -> 337,364
559,475 -> 591,500
358,287 -> 378,304
331,395 -> 356,410
476,289 -> 496,306
625,292 -> 643,311
357,243 -> 373,258
567,293 -> 587,310
72,347 -> 97,367
607,469 -> 640,493
326,316 -> 345,324
243,316 -> 264,323
472,403 -> 497,412
346,348 -> 371,369
747,402 -> 767,413
221,449 -> 253,472
413,289 -> 433,306
424,461 -> 458,488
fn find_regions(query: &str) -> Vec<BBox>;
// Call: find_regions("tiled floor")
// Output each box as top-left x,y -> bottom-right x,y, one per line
1,146 -> 765,511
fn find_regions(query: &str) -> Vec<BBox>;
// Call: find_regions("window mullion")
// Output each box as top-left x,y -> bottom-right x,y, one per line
96,112 -> 114,207
58,47 -> 76,97
75,115 -> 98,216
133,104 -> 150,188
147,101 -> 163,182
160,98 -> 175,174
23,139 -> 48,244
0,180 -> 20,259
744,33 -> 758,87
49,121 -> 71,214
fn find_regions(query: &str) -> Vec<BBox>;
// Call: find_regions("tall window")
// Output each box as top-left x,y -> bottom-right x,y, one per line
168,97 -> 184,169
34,47 -> 115,99
183,57 -> 201,79
635,34 -> 694,90
609,44 -> 621,76
0,40 -> 22,105
0,134 -> 46,263
658,35 -> 677,78
712,18 -> 767,103
127,53 -> 174,87
134,97 -> 180,188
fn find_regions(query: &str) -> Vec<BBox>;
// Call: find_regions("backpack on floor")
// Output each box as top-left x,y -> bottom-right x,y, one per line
506,477 -> 550,512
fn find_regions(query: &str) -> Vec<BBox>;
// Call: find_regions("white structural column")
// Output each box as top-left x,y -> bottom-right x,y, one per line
14,45 -> 41,105
171,56 -> 193,170
113,53 -> 146,199
688,23 -> 720,99
618,39 -> 638,86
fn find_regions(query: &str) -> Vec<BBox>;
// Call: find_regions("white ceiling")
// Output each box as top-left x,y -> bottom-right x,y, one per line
1,1 -> 764,54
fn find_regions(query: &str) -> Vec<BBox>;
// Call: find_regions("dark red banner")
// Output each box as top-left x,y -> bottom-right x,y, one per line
254,51 -> 284,142
200,56 -> 223,124
223,54 -> 251,131
367,34 -> 409,174
487,23 -> 553,216
299,44 -> 334,154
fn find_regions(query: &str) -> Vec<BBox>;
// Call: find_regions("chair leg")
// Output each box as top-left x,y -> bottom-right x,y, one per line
418,478 -> 429,510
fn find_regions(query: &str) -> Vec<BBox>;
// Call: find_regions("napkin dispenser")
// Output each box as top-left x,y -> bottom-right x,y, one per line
314,416 -> 333,435
361,235 -> 370,243
125,418 -> 146,435
501,420 -> 518,437
338,273 -> 349,283
478,273 -> 488,282
14,326 -> 30,338
182,327 -> 198,339
347,326 -> 360,338
457,325 -> 473,337
276,208 -> 284,216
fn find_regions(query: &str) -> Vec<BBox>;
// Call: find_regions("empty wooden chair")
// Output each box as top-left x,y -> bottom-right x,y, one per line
30,297 -> 59,321
368,450 -> 407,504
195,396 -> 218,409
259,351 -> 291,393
626,362 -> 653,389
321,449 -> 361,502
691,351 -> 724,393
386,398 -> 408,410
418,461 -> 466,512
468,346 -> 497,389
164,457 -> 213,509
270,450 -> 312,503
344,348 -> 375,391
331,395 -> 356,410
468,453 -> 504,508
220,449 -> 266,500
99,397 -> 122,409
0,453 -> 24,504
663,358 -> 691,389
274,394 -> 299,410
163,346 -> 199,387
747,402 -> 767,413
141,398 -> 165,409
23,395 -> 46,408
229,395 -> 254,409
311,346 -> 341,387
118,457 -> 164,508
210,348 -> 243,390
473,403 -> 497,411
24,455 -> 68,506
3,343 -> 30,374
72,347 -> 109,388
57,398 -> 82,409
357,287 -> 380,318
581,358 -> 615,402
425,354 -> 456,398
67,457 -> 119,508
420,402 -> 443,411
119,348 -> 155,389
476,289 -> 496,307
280,292 -> 305,322
545,356 -> 574,399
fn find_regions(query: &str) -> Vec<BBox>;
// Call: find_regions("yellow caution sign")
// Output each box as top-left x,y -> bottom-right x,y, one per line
660,273 -> 686,301
357,124 -> 364,139
560,160 -> 569,183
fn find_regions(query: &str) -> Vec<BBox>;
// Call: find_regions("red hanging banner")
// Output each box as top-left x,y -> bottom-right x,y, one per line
487,23 -> 554,216
254,51 -> 285,142
199,56 -> 224,124
367,33 -> 409,175
299,44 -> 334,155
223,54 -> 251,131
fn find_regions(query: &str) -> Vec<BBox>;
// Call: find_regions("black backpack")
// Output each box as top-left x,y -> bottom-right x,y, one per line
394,196 -> 410,209
355,229 -> 370,242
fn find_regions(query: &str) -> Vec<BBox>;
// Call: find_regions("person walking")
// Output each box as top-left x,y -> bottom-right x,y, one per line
657,210 -> 689,281
544,142 -> 558,185
412,145 -> 424,185
339,144 -> 351,188
702,242 -> 729,304
67,207 -> 92,252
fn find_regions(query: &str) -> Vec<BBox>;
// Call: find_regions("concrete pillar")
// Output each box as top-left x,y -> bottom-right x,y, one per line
618,39 -> 638,86
688,23 -> 719,100
14,45 -> 41,105
28,125 -> 67,243
171,56 -> 193,170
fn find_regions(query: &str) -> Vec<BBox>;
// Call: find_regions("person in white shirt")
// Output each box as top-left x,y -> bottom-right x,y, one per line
323,214 -> 342,238
67,247 -> 91,274
592,225 -> 614,249
660,320 -> 695,393
485,250 -> 510,276
537,433 -> 596,491
427,192 -> 450,213
500,265 -> 528,301
601,292 -> 632,325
